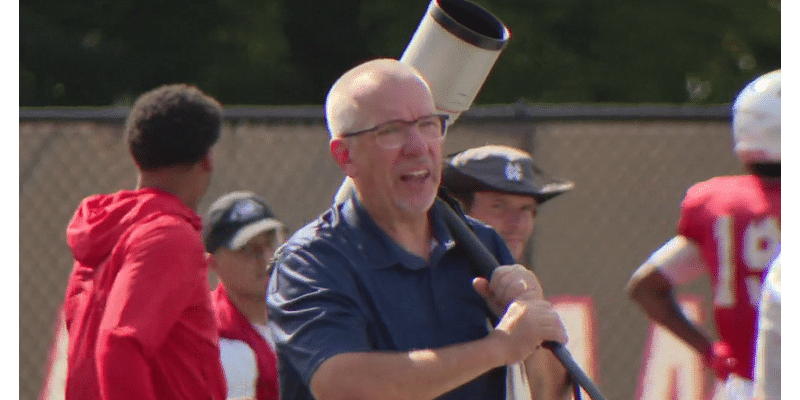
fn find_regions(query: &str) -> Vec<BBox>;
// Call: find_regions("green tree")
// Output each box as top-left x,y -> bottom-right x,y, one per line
19,0 -> 779,106
475,0 -> 779,104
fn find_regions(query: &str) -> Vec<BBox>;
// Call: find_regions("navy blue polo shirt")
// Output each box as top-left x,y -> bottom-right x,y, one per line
267,196 -> 515,400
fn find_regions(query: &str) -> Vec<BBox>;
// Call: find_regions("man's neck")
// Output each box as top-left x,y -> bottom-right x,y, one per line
227,291 -> 268,325
361,198 -> 433,260
137,172 -> 199,211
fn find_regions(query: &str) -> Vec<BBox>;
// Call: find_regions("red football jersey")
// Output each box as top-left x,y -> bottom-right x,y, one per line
677,174 -> 780,379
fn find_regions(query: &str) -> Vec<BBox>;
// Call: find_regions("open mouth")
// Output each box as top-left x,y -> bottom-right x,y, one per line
400,169 -> 430,182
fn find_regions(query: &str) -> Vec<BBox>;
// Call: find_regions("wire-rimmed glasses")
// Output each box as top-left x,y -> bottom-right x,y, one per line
340,114 -> 449,149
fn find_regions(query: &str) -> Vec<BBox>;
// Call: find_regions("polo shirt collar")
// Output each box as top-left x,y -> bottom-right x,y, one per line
340,196 -> 457,271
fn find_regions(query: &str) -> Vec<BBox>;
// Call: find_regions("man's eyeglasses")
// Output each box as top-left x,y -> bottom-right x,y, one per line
340,114 -> 449,149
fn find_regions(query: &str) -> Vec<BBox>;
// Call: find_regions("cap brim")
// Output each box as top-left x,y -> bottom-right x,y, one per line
531,181 -> 576,203
227,218 -> 284,250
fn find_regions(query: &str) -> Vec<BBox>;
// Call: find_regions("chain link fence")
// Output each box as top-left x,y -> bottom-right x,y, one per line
20,105 -> 738,400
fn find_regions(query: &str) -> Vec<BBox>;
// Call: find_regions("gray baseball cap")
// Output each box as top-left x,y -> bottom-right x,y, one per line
442,145 -> 574,204
202,191 -> 284,253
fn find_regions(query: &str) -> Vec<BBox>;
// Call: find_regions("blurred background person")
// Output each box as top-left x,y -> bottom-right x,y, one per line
626,69 -> 780,400
204,191 -> 285,400
441,145 -> 578,397
63,84 -> 227,400
442,145 -> 574,263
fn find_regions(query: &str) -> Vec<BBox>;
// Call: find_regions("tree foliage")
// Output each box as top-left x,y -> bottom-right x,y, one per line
19,0 -> 779,106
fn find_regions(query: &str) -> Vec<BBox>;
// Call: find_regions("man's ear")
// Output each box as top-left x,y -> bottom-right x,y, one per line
330,138 -> 357,177
199,150 -> 213,172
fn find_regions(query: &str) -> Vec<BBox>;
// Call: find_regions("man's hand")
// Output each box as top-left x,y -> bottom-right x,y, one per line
491,298 -> 568,365
705,341 -> 738,381
475,265 -> 567,365
472,264 -> 545,316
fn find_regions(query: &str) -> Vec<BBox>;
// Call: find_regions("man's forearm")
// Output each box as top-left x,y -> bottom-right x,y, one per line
310,333 -> 510,400
639,297 -> 711,355
628,271 -> 712,355
524,349 -> 570,400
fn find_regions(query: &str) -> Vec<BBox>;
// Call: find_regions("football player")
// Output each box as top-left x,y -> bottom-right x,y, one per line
626,69 -> 780,399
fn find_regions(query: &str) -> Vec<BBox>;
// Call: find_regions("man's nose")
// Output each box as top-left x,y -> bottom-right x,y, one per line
506,210 -> 526,227
401,124 -> 429,154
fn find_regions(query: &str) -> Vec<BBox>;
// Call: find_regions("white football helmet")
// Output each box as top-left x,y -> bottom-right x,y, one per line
732,69 -> 781,163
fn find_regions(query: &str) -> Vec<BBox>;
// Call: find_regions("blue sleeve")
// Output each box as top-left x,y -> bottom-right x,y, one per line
266,242 -> 371,387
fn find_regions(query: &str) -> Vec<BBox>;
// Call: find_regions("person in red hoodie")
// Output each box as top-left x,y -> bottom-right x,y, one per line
203,191 -> 285,400
63,83 -> 228,400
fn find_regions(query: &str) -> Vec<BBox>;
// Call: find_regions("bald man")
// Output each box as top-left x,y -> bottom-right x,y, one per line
267,59 -> 570,400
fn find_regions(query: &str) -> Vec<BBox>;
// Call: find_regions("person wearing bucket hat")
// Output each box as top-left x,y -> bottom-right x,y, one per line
442,145 -> 574,262
204,191 -> 286,400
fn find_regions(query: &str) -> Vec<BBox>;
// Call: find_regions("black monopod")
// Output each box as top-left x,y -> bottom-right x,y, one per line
402,2 -> 609,396
436,195 -> 607,400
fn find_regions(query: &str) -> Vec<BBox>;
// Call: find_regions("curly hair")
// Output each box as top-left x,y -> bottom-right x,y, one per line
125,84 -> 222,170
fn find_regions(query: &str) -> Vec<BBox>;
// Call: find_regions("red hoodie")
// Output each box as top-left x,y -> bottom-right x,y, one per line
64,188 -> 227,400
